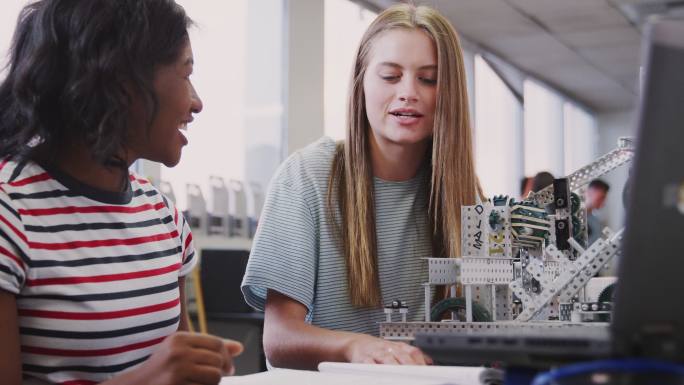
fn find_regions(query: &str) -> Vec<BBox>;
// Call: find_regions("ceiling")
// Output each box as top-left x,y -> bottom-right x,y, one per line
361,0 -> 684,113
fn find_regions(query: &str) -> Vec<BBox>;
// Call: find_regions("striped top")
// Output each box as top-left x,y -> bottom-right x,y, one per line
241,137 -> 432,336
0,160 -> 196,385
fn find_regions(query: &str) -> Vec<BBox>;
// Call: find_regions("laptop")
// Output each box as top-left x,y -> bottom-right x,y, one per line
415,17 -> 684,368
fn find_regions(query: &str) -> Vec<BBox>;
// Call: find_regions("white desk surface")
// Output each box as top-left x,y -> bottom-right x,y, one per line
220,363 -> 498,385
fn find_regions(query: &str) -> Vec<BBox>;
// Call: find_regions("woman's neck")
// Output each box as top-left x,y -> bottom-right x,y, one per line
38,144 -> 131,193
369,134 -> 429,182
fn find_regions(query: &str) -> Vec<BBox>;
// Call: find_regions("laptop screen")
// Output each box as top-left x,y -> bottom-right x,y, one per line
612,18 -> 684,361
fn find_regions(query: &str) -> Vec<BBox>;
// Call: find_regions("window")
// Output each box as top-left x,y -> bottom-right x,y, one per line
161,1 -> 284,210
523,79 -> 565,178
324,0 -> 377,140
563,102 -> 597,175
158,1 -> 249,209
474,55 -> 524,197
0,1 -> 30,78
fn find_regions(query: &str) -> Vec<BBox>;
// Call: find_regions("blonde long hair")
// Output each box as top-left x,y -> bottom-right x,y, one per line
327,4 -> 483,307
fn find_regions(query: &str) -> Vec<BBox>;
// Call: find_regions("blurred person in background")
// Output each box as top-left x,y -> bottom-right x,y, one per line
586,179 -> 610,245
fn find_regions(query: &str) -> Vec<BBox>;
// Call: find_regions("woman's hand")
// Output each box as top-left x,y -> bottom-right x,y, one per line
344,334 -> 432,365
135,332 -> 243,385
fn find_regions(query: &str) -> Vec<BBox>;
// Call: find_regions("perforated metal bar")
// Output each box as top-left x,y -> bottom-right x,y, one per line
515,230 -> 623,321
460,257 -> 515,285
379,320 -> 609,341
531,144 -> 634,206
425,258 -> 460,285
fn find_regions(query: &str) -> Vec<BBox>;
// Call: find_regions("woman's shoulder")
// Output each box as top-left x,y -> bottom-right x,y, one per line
273,136 -> 339,191
0,158 -> 43,185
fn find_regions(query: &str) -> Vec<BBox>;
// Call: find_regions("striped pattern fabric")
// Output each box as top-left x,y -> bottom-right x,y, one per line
242,137 -> 432,336
0,160 -> 196,385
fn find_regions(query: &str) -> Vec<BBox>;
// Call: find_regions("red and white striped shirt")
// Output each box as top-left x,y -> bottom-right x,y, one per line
0,160 -> 196,385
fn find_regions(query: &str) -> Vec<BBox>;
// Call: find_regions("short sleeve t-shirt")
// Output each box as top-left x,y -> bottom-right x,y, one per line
0,160 -> 196,384
241,137 -> 432,336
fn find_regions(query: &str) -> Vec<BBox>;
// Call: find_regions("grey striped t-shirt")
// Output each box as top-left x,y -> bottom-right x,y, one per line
241,137 -> 431,336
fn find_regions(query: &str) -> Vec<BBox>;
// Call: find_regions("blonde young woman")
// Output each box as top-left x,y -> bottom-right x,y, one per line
241,3 -> 482,369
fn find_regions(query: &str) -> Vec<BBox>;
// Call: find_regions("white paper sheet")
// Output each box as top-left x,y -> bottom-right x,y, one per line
220,363 -> 502,385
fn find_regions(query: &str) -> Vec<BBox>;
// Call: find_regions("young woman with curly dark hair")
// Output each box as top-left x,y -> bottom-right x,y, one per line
0,1 -> 241,384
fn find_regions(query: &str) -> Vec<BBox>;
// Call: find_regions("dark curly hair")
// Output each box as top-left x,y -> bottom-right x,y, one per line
0,0 -> 192,168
